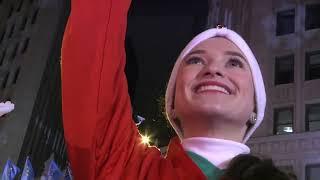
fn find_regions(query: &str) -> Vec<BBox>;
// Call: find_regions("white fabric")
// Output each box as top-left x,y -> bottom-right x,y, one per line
165,27 -> 266,143
0,101 -> 14,117
182,137 -> 250,169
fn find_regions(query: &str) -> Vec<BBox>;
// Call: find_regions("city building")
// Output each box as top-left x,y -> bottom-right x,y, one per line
0,0 -> 69,176
207,0 -> 320,179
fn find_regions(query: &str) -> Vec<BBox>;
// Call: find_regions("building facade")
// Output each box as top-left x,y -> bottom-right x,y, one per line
0,0 -> 69,176
207,0 -> 320,179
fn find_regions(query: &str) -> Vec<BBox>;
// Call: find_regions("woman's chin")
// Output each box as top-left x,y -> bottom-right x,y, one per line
191,103 -> 229,117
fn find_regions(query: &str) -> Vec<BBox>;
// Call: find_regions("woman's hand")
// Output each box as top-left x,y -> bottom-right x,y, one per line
0,101 -> 14,117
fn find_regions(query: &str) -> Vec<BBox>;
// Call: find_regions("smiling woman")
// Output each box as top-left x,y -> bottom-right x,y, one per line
165,28 -> 266,144
61,1 -> 269,180
173,37 -> 255,142
163,28 -> 267,179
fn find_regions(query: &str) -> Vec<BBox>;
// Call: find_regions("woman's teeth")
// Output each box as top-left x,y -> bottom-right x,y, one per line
197,85 -> 230,95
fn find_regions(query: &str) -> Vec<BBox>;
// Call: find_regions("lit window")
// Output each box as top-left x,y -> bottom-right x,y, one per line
275,55 -> 294,85
276,9 -> 295,36
306,104 -> 320,131
305,4 -> 320,30
305,50 -> 320,80
274,107 -> 294,135
306,164 -> 320,180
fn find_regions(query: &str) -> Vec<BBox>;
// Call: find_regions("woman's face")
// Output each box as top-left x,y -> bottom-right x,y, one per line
174,37 -> 255,129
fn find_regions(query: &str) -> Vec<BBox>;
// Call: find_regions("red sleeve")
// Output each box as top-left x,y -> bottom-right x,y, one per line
61,0 -> 158,179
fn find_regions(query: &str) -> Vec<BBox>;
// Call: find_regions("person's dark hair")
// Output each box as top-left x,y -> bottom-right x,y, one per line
287,172 -> 297,180
220,154 -> 290,180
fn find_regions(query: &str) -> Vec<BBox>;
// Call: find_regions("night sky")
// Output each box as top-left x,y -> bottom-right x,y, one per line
125,0 -> 209,146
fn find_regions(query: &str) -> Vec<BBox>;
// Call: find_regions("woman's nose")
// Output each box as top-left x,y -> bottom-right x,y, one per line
200,62 -> 225,78
203,70 -> 224,77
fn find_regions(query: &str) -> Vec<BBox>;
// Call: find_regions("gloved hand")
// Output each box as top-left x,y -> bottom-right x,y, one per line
0,101 -> 14,117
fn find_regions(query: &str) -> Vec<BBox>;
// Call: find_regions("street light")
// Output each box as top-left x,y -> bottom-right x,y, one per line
141,135 -> 151,145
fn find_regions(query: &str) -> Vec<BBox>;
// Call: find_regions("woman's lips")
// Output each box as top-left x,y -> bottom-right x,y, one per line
197,85 -> 230,94
194,81 -> 232,95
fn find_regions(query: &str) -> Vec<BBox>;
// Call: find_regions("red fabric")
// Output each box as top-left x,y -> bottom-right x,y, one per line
61,0 -> 206,179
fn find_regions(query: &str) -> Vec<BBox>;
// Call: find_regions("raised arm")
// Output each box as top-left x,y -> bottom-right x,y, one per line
60,0 -> 143,179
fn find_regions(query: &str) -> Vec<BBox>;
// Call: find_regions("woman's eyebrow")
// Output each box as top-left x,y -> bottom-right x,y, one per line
224,50 -> 246,60
186,49 -> 206,57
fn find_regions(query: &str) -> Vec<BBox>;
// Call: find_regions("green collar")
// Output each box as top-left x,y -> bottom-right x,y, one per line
187,151 -> 224,180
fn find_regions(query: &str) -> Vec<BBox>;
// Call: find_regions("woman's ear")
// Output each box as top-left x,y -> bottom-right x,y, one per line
248,112 -> 257,125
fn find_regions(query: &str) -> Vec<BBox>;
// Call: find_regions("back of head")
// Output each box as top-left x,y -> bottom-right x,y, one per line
221,154 -> 290,180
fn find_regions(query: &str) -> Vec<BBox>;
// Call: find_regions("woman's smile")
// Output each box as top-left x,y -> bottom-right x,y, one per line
174,37 -> 255,136
194,80 -> 232,95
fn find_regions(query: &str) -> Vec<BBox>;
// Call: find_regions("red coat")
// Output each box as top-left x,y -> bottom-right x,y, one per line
61,0 -> 206,179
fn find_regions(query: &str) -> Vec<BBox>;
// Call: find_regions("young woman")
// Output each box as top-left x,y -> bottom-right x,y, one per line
61,0 -> 266,179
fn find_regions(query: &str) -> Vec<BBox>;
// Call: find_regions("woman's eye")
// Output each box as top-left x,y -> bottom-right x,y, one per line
186,57 -> 204,65
227,58 -> 243,68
